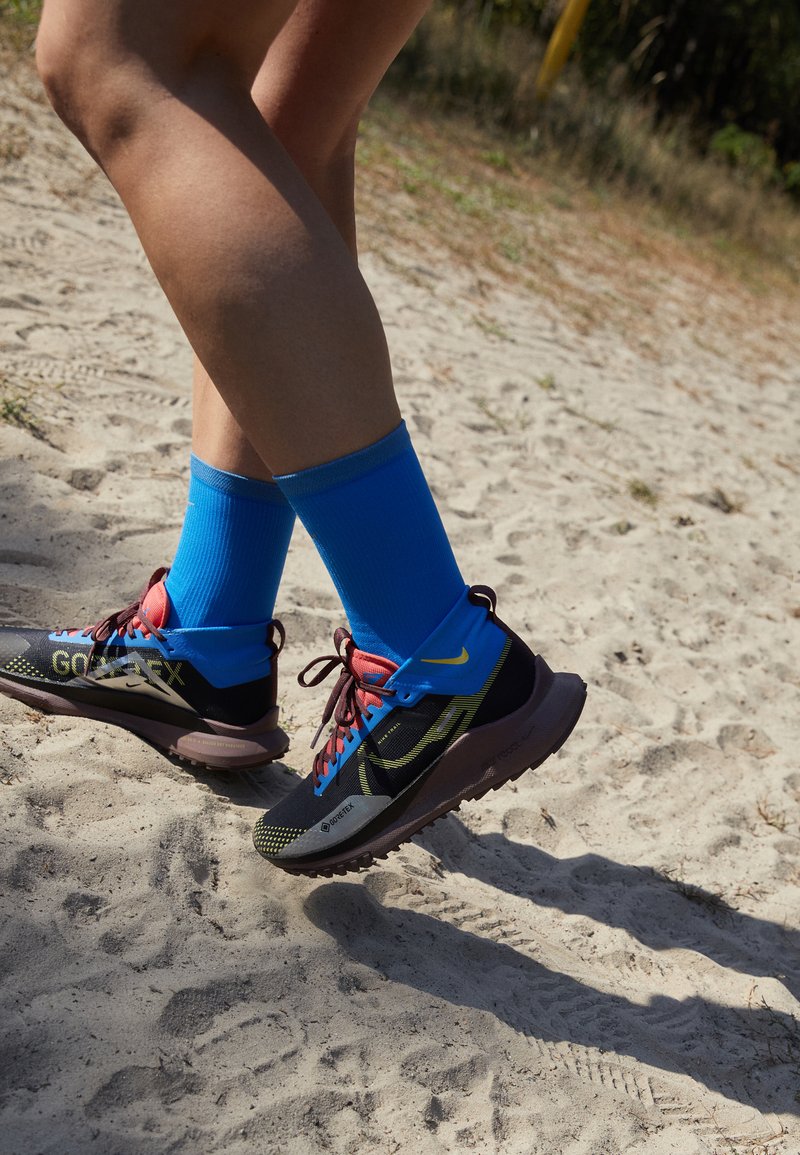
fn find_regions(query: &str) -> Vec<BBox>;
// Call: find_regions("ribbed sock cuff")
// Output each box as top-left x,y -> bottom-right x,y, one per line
166,455 -> 295,630
274,423 -> 409,498
273,421 -> 464,663
190,454 -> 291,506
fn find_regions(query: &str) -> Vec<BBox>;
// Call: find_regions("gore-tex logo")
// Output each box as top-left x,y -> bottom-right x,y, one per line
320,802 -> 354,833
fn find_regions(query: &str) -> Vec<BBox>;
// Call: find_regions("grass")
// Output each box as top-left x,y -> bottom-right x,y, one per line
564,406 -> 615,434
388,4 -> 800,280
473,395 -> 510,434
355,91 -> 800,377
6,0 -> 798,281
0,0 -> 39,50
0,392 -> 44,439
655,866 -> 735,921
472,313 -> 511,340
3,0 -> 799,311
628,479 -> 658,507
756,799 -> 788,834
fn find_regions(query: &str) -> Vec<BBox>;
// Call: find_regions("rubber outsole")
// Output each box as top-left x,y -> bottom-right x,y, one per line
266,661 -> 587,878
0,674 -> 289,770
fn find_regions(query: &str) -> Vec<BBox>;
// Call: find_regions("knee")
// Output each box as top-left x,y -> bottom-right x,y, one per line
254,71 -> 362,182
36,13 -> 100,144
274,107 -> 358,178
36,11 -> 147,159
272,107 -> 361,207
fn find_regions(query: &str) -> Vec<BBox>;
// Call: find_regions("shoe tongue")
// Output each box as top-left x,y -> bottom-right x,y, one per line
344,644 -> 397,723
136,579 -> 170,631
350,645 -> 397,687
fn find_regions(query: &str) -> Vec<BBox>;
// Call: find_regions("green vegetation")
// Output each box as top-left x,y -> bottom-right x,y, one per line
441,1 -> 800,186
388,3 -> 800,266
0,0 -> 38,36
0,393 -> 43,438
2,0 -> 798,271
0,0 -> 39,48
628,479 -> 658,507
0,0 -> 39,23
578,0 -> 800,183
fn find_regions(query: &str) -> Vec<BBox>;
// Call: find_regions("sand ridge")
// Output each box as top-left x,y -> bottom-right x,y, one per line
1,56 -> 799,1155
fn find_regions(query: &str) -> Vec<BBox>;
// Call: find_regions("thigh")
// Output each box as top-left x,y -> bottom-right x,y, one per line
39,0 -> 299,90
253,0 -> 432,147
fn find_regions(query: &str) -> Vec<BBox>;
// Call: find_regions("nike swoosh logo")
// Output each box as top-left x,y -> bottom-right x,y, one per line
421,647 -> 469,666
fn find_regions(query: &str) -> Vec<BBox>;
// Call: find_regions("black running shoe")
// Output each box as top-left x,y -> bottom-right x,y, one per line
253,587 -> 585,875
0,568 -> 289,769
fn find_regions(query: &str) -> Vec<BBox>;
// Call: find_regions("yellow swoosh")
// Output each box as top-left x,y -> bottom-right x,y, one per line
421,647 -> 469,666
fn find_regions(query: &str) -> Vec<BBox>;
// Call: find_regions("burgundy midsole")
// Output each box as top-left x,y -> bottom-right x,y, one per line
278,658 -> 587,870
0,674 -> 288,769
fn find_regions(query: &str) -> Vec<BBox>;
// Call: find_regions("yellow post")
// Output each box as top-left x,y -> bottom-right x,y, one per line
535,0 -> 592,101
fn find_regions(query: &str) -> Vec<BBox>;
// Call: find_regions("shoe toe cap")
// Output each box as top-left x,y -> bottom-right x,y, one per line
252,816 -> 306,859
0,630 -> 34,672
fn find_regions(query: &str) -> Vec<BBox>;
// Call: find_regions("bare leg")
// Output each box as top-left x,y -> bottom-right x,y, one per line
190,0 -> 430,479
36,0 -> 424,475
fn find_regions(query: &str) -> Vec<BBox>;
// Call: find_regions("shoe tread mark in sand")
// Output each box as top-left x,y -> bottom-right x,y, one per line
376,878 -> 784,1149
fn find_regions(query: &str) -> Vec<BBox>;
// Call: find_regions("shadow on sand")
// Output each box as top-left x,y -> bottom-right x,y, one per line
305,878 -> 799,1117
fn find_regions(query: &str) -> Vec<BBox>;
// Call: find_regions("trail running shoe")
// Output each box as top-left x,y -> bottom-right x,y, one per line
0,568 -> 289,769
253,586 -> 586,876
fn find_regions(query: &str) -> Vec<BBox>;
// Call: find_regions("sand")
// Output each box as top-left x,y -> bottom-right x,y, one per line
1,51 -> 799,1155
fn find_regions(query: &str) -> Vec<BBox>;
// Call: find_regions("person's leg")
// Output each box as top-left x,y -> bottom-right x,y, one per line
190,0 -> 431,478
0,3 -> 310,767
179,0 -> 440,644
35,0 -> 399,474
19,0 -> 585,854
175,0 -> 434,634
0,0 -> 444,765
0,0 -> 439,765
41,0 -> 462,660
38,0 -> 460,651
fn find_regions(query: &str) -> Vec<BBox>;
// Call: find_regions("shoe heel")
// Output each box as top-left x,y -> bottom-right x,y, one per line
170,723 -> 289,770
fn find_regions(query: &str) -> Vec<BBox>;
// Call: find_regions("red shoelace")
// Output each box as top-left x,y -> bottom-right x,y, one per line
54,566 -> 285,667
54,568 -> 170,665
299,628 -> 397,787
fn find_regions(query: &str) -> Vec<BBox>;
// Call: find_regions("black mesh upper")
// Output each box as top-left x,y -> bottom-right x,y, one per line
257,631 -> 538,847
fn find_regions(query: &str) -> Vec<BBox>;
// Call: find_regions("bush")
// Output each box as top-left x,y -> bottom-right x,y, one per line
710,125 -> 777,180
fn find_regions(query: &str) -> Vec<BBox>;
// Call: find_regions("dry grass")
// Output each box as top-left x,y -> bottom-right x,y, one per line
0,390 -> 44,439
0,0 -> 38,52
389,4 -> 800,280
627,479 -> 658,508
357,90 -> 800,366
2,0 -> 799,338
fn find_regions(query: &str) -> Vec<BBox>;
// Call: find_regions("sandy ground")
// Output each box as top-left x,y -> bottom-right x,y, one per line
1,51 -> 799,1155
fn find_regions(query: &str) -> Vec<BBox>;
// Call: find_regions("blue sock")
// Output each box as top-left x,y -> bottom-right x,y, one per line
274,422 -> 467,664
166,455 -> 295,629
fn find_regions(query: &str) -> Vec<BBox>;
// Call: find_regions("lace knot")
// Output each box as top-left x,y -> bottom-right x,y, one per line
299,631 -> 396,787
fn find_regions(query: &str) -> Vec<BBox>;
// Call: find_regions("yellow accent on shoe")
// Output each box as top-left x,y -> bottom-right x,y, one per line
420,647 -> 469,666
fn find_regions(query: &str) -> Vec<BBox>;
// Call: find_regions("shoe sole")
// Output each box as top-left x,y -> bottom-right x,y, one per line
268,656 -> 586,877
0,674 -> 289,770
